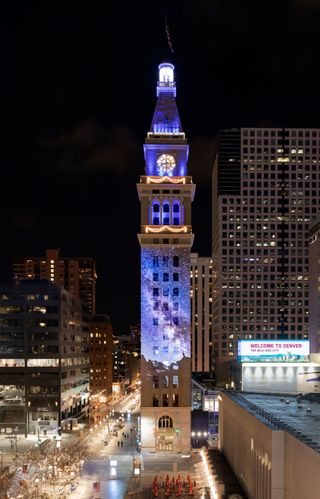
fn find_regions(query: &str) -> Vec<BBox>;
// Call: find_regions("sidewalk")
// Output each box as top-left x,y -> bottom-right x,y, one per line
125,451 -> 203,499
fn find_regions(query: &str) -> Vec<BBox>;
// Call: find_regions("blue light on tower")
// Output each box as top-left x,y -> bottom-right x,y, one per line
144,62 -> 188,177
141,248 -> 190,367
157,62 -> 176,97
138,60 -> 194,452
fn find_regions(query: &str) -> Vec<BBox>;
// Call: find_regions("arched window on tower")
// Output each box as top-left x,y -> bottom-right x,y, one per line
158,415 -> 173,429
152,202 -> 160,225
172,201 -> 180,225
162,202 -> 170,225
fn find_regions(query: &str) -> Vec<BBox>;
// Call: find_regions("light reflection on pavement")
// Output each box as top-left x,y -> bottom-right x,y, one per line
69,390 -> 140,499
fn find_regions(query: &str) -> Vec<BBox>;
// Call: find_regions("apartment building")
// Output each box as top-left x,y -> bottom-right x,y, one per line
0,280 -> 90,437
13,248 -> 96,313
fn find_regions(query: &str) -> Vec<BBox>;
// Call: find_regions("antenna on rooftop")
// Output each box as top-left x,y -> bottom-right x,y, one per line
165,9 -> 174,54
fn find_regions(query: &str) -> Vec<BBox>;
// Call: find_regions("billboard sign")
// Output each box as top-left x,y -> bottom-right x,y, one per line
238,340 -> 310,362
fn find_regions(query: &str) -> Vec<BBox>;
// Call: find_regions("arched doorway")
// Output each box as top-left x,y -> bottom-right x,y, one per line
156,415 -> 174,451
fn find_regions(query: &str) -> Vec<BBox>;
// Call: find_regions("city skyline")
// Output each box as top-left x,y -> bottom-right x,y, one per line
1,3 -> 320,332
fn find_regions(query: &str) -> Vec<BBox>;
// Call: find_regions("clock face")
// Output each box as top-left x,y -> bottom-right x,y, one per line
156,154 -> 176,175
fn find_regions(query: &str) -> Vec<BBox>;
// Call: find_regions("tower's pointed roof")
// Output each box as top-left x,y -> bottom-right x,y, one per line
149,61 -> 183,135
150,91 -> 183,135
144,61 -> 189,176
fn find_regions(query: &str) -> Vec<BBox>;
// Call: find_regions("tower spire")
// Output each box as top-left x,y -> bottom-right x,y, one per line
144,61 -> 188,176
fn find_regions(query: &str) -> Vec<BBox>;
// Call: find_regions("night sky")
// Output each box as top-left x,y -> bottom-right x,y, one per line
1,2 -> 320,333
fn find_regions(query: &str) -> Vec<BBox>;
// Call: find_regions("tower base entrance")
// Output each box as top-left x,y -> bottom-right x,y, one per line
140,407 -> 191,453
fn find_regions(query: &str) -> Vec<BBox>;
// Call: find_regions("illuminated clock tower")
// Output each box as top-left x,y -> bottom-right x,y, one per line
137,62 -> 195,452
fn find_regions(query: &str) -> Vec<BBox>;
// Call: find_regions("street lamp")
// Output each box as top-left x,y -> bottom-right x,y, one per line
131,428 -> 135,462
56,434 -> 62,449
37,418 -> 41,443
106,415 -> 110,434
12,426 -> 19,462
35,478 -> 40,498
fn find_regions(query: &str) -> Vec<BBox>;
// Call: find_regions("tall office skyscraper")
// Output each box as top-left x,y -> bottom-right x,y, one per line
308,218 -> 320,353
13,248 -> 97,313
137,62 -> 195,452
212,128 -> 320,381
190,253 -> 214,373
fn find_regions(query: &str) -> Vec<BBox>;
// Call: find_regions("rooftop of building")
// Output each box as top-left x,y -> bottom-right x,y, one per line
0,279 -> 62,292
225,391 -> 320,453
14,255 -> 96,262
192,373 -> 217,392
92,313 -> 111,323
13,248 -> 96,263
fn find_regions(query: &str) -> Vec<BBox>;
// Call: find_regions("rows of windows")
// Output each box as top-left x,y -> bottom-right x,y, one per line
221,274 -> 308,281
242,129 -> 320,138
152,287 -> 179,297
152,256 -> 180,268
152,393 -> 179,407
153,272 -> 180,282
242,148 -> 320,157
152,375 -> 179,388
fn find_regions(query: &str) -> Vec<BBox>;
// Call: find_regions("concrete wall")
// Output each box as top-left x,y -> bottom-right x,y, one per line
219,393 -> 281,499
219,393 -> 320,499
284,433 -> 320,499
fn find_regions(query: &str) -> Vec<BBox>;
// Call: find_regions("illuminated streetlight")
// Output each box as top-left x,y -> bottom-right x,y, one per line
110,458 -> 117,479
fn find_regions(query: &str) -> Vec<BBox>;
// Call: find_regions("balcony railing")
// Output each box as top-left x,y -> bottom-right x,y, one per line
141,225 -> 192,235
140,175 -> 193,185
0,397 -> 24,406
